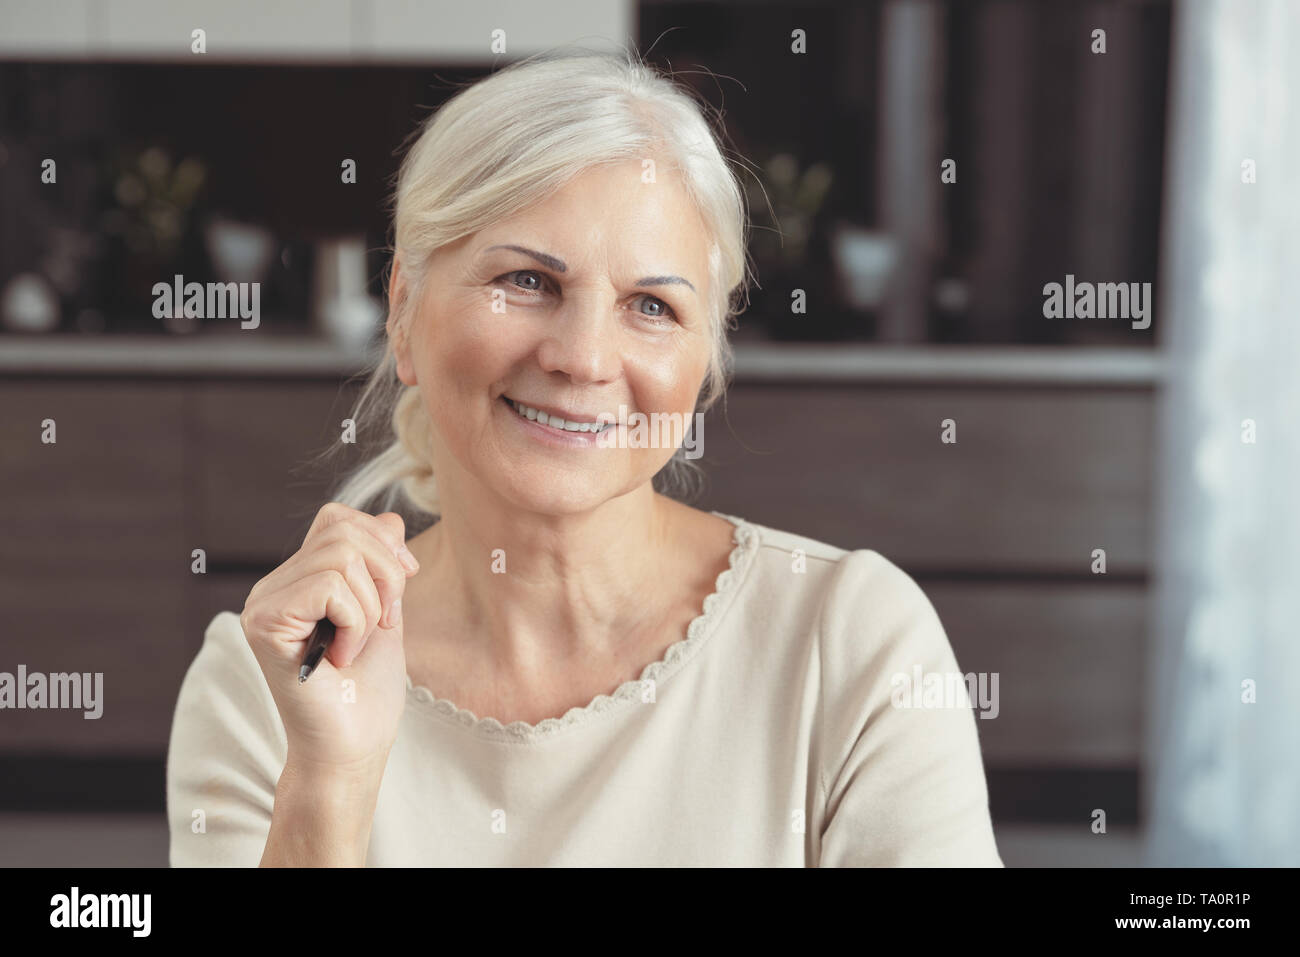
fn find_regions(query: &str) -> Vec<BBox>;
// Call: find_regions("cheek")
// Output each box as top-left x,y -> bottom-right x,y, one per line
411,307 -> 511,438
422,300 -> 516,385
630,345 -> 709,413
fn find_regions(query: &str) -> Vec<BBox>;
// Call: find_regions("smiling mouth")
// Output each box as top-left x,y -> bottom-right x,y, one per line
501,396 -> 613,434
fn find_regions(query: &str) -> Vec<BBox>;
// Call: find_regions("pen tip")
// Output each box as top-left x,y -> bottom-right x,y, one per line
298,669 -> 309,684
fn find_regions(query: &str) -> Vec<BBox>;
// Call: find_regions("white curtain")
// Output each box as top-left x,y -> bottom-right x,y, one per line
1147,0 -> 1300,865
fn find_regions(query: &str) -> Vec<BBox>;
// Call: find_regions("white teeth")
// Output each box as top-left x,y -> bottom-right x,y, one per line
509,398 -> 607,433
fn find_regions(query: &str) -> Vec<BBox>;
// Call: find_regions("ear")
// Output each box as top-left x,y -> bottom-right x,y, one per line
387,255 -> 417,386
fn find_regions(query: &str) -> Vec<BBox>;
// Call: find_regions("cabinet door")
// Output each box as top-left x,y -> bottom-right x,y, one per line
0,381 -> 190,753
928,582 -> 1146,765
192,380 -> 362,563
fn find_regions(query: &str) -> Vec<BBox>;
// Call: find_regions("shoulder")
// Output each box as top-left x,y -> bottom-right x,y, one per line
737,516 -> 850,568
732,514 -> 922,598
182,610 -> 268,695
729,514 -> 957,713
171,610 -> 284,749
200,609 -> 258,663
731,515 -> 936,645
816,547 -> 946,673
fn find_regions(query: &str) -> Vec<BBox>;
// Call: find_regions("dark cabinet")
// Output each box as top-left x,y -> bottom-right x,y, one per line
0,373 -> 1153,799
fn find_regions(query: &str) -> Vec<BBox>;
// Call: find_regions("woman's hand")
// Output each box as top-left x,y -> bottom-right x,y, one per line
239,503 -> 419,783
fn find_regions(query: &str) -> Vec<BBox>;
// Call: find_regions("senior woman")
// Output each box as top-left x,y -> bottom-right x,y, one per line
166,50 -> 1002,867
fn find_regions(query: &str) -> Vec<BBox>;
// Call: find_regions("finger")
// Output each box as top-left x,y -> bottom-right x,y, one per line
303,500 -> 361,542
255,504 -> 415,629
246,568 -> 366,665
306,522 -> 409,632
369,511 -> 416,568
302,504 -> 418,580
311,570 -> 370,670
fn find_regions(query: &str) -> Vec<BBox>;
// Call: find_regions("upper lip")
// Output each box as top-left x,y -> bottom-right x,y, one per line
503,395 -> 612,425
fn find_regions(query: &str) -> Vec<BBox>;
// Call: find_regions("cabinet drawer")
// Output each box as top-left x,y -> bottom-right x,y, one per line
0,573 -> 189,753
0,381 -> 190,575
928,581 -> 1146,764
696,384 -> 1153,572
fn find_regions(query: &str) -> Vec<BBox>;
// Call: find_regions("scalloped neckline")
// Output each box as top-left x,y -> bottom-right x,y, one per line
404,511 -> 759,742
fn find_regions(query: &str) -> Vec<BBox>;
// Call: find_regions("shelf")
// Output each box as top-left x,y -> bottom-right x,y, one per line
729,343 -> 1165,386
0,335 -> 1165,385
0,333 -> 377,378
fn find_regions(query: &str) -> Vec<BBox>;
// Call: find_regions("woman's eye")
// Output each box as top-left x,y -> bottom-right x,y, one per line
491,270 -> 543,293
498,273 -> 675,323
635,295 -> 676,324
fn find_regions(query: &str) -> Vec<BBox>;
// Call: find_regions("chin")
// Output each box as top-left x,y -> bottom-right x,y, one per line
495,466 -> 621,516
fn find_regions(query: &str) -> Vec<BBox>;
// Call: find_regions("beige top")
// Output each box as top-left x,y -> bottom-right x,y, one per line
166,512 -> 1003,866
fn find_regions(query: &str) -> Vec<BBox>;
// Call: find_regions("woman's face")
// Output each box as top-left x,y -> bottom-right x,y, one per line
392,158 -> 716,516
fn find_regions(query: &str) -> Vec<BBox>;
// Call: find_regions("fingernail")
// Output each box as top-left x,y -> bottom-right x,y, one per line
390,598 -> 402,628
397,545 -> 419,572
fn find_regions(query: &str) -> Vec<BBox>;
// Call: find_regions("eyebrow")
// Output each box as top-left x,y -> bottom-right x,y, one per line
484,244 -> 697,294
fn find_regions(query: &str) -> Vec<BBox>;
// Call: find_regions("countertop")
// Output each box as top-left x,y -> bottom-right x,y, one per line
0,333 -> 1165,385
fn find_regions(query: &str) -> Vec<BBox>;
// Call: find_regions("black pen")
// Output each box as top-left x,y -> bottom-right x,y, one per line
298,618 -> 336,684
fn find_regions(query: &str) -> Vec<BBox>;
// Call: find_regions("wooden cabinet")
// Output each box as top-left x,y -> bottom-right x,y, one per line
0,382 -> 191,753
0,370 -> 1156,809
0,377 -> 356,754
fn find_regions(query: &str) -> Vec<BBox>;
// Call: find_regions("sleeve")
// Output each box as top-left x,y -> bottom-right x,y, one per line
815,550 -> 1003,867
165,610 -> 288,867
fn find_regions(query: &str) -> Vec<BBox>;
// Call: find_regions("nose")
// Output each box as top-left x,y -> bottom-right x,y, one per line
534,290 -> 620,384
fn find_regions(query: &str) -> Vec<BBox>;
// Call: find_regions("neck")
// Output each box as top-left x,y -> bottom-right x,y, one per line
405,480 -> 678,671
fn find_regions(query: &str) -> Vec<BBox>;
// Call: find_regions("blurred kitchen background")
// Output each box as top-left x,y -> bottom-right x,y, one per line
1,0 -> 1296,867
